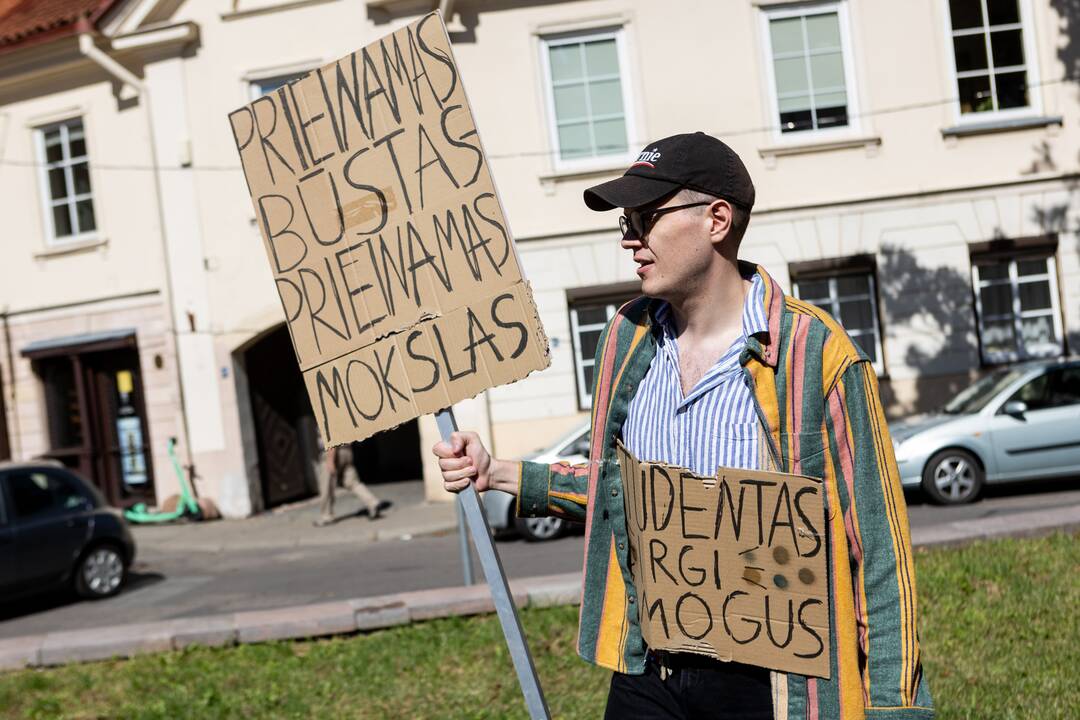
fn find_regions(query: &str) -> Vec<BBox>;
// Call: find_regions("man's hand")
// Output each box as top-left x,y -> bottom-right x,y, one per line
433,431 -> 516,495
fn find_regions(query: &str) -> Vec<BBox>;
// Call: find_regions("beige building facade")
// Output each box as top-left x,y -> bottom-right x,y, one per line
0,0 -> 1076,516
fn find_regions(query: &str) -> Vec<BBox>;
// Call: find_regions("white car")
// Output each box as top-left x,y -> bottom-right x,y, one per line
889,358 -> 1080,504
482,423 -> 590,541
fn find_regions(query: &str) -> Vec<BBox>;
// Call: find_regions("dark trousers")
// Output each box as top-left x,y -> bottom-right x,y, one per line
604,653 -> 773,720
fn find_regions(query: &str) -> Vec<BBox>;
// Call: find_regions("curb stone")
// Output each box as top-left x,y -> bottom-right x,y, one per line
909,505 -> 1080,547
170,615 -> 238,650
0,634 -> 42,671
350,597 -> 410,631
39,622 -> 174,666
234,601 -> 357,643
397,583 -> 529,622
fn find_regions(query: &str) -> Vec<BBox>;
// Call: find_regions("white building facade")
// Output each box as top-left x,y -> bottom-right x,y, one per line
0,0 -> 1077,515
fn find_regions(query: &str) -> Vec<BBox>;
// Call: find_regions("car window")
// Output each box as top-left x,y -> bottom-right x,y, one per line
1007,373 -> 1052,411
7,470 -> 89,521
1048,367 -> 1080,408
943,368 -> 1026,414
559,430 -> 592,459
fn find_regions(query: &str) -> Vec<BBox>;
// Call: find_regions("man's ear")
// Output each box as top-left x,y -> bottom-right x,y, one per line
708,199 -> 733,244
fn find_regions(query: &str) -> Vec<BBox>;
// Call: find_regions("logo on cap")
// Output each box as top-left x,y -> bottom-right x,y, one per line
631,149 -> 661,169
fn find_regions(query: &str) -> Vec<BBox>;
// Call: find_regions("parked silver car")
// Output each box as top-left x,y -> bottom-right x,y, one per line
482,423 -> 590,541
890,358 -> 1080,504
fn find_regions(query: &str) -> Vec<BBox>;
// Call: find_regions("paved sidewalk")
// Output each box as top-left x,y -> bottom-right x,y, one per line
1,502 -> 1076,672
132,480 -> 459,554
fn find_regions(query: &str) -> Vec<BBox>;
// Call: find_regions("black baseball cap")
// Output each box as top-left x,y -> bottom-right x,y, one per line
583,132 -> 755,212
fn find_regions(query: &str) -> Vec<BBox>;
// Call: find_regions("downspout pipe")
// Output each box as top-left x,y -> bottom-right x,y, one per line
77,33 -> 144,97
77,32 -> 199,492
1,308 -> 21,459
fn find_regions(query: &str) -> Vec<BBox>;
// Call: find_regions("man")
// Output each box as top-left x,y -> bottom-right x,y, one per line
314,442 -> 388,527
434,133 -> 933,719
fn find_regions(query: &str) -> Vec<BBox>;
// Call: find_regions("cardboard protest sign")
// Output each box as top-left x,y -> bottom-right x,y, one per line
617,442 -> 831,678
228,12 -> 549,446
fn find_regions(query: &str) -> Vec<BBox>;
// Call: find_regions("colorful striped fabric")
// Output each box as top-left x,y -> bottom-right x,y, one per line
622,271 -> 768,475
517,262 -> 934,719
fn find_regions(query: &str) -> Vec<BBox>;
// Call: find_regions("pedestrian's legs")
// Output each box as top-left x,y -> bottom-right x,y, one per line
316,459 -> 335,524
340,465 -> 382,517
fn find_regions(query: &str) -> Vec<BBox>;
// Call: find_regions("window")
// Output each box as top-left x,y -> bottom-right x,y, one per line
972,255 -> 1063,363
946,0 -> 1036,116
761,2 -> 858,136
1003,367 -> 1080,411
541,29 -> 635,168
1048,367 -> 1080,408
35,118 -> 96,244
793,272 -> 884,372
249,73 -> 304,101
569,297 -> 625,409
6,470 -> 88,522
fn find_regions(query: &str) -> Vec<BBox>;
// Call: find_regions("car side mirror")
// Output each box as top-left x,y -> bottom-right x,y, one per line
1003,400 -> 1028,418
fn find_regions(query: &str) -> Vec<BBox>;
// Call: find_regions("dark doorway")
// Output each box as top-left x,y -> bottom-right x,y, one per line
244,326 -> 316,507
242,325 -> 423,510
29,335 -> 154,509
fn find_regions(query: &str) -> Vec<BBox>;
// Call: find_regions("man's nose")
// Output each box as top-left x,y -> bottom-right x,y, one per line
620,233 -> 642,251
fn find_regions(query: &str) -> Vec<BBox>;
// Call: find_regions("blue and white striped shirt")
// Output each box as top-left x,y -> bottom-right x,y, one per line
622,273 -> 769,476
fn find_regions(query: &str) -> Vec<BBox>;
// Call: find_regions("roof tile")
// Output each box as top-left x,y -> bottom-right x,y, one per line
0,0 -> 118,50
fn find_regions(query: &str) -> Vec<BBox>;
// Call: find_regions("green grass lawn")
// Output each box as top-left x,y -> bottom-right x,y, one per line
2,532 -> 1077,719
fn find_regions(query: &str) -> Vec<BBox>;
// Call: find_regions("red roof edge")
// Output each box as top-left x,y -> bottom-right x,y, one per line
0,0 -> 121,59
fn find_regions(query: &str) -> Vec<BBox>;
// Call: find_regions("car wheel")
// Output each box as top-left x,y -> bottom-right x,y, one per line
74,544 -> 127,599
514,515 -> 565,542
921,449 -> 984,505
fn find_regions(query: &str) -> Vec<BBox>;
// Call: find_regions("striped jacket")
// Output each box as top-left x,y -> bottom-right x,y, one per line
517,262 -> 933,719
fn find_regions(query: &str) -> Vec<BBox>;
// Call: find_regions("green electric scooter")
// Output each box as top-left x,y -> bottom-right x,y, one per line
124,439 -> 202,523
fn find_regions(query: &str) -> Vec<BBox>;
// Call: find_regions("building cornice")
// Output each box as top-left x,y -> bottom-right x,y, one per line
0,21 -> 198,97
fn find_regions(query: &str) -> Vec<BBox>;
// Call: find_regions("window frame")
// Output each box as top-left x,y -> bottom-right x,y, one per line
758,0 -> 862,143
792,269 -> 886,376
940,0 -> 1043,124
33,117 -> 98,247
539,26 -> 639,174
971,254 -> 1064,365
568,297 -> 626,410
242,59 -> 321,104
248,73 -> 305,101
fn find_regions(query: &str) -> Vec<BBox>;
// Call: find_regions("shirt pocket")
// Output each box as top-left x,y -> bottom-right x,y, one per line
779,431 -> 836,523
780,431 -> 827,475
712,421 -> 759,466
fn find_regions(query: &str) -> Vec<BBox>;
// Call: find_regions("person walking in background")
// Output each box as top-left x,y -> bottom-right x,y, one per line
314,443 -> 388,527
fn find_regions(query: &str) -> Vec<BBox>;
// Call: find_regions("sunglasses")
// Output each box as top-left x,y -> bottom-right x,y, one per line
619,201 -> 712,239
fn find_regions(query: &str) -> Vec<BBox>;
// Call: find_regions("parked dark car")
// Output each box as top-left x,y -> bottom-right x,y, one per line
0,462 -> 136,601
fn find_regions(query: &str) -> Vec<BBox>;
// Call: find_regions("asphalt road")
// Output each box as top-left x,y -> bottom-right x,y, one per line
1,477 -> 1077,640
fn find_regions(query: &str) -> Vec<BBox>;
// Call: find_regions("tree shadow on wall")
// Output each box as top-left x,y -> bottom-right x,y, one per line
1047,0 -> 1080,353
876,245 -> 978,416
1049,0 -> 1080,82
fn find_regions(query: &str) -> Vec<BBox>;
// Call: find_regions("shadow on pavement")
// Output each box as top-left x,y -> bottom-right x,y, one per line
904,475 -> 1080,507
0,570 -> 166,624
